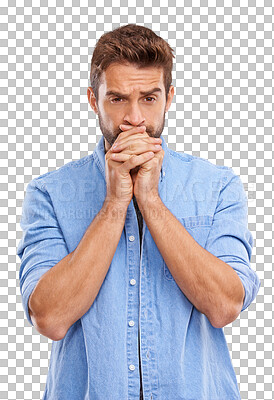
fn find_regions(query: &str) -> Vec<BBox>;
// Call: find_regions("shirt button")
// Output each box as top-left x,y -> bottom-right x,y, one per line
129,320 -> 135,327
130,279 -> 136,285
129,235 -> 135,241
129,364 -> 135,371
163,171 -> 165,176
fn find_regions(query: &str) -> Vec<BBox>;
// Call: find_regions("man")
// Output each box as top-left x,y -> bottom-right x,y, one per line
17,24 -> 260,400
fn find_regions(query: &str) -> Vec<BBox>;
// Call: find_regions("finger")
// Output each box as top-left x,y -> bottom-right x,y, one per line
120,124 -> 146,131
119,124 -> 134,130
110,127 -> 149,150
151,148 -> 165,165
153,148 -> 165,159
110,146 -> 162,161
112,143 -> 162,155
112,131 -> 150,150
114,125 -> 147,143
112,136 -> 162,152
119,125 -> 146,134
119,151 -> 155,173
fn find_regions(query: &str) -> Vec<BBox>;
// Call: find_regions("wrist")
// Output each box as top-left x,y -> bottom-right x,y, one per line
135,192 -> 161,212
102,198 -> 129,221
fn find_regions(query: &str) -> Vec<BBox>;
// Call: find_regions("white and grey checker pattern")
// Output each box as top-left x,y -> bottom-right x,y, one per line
1,1 -> 272,399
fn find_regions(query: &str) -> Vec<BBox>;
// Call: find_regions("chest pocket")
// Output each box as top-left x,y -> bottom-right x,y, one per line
164,215 -> 213,281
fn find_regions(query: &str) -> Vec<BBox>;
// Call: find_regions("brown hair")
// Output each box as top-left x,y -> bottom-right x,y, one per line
89,24 -> 175,102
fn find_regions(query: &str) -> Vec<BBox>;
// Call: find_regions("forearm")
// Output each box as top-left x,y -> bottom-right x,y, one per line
138,196 -> 245,328
29,199 -> 128,340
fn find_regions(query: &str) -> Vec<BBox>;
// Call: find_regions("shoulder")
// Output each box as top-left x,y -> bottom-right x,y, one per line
166,149 -> 246,203
168,148 -> 235,182
26,153 -> 95,193
168,148 -> 231,170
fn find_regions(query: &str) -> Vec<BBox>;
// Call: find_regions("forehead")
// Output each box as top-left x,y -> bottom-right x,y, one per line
100,62 -> 164,93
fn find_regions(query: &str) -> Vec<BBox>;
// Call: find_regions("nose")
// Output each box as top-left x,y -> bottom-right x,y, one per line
123,103 -> 145,127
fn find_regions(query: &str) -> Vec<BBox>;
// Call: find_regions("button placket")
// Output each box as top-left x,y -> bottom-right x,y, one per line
125,203 -> 143,397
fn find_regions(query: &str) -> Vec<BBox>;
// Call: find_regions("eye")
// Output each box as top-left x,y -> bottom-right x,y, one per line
110,97 -> 156,104
144,97 -> 156,102
111,98 -> 123,103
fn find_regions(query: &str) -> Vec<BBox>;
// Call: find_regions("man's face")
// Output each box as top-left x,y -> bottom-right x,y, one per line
87,62 -> 174,153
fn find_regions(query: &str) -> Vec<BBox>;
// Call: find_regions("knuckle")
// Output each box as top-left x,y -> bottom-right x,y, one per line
129,154 -> 137,163
128,143 -> 135,152
119,130 -> 127,138
135,133 -> 147,140
151,156 -> 158,164
106,151 -> 113,158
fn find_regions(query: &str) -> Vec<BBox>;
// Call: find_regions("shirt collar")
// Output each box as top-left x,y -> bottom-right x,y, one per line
93,133 -> 169,183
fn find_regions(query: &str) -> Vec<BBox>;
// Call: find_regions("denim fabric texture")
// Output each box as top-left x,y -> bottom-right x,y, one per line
17,134 -> 261,400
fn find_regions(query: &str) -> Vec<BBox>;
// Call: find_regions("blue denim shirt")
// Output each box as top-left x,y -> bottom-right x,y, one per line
17,134 -> 261,400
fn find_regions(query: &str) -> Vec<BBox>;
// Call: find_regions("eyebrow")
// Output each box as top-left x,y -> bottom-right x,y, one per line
105,87 -> 162,98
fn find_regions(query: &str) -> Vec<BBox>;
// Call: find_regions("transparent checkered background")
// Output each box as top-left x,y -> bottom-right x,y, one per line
0,0 -> 272,399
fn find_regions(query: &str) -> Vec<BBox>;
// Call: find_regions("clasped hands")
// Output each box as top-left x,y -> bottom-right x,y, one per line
105,124 -> 164,206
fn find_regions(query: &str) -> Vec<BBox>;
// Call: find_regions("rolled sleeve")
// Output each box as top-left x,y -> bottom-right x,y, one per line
204,169 -> 261,313
17,179 -> 69,326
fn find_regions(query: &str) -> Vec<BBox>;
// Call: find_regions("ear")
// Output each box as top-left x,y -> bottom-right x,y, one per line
165,85 -> 175,113
87,87 -> 98,114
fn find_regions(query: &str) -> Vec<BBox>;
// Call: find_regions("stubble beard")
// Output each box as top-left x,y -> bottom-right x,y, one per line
97,109 -> 166,154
